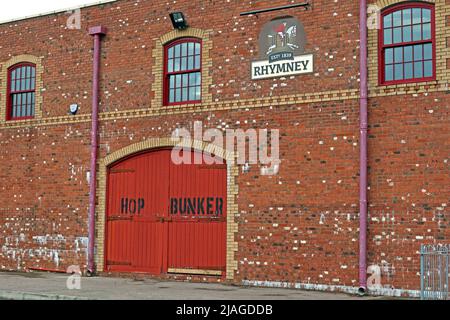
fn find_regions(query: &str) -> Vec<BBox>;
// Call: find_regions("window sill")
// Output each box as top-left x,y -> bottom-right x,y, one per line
380,76 -> 436,87
371,79 -> 439,90
5,116 -> 35,122
164,100 -> 202,107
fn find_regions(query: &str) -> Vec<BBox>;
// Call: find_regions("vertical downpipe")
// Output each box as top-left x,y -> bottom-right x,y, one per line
359,0 -> 368,294
87,26 -> 107,276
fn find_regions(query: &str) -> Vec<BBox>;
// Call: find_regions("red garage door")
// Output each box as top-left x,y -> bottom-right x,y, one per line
105,149 -> 227,276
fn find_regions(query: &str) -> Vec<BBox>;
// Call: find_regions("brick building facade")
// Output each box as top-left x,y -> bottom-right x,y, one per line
0,0 -> 448,297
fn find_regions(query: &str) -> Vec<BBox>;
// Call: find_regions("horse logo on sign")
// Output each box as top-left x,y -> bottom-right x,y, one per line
252,16 -> 313,80
259,17 -> 306,62
266,21 -> 300,62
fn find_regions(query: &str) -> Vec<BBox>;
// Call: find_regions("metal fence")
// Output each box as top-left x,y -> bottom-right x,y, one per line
420,244 -> 449,300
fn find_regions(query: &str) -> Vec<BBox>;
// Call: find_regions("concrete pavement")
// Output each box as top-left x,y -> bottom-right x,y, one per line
0,271 -> 387,300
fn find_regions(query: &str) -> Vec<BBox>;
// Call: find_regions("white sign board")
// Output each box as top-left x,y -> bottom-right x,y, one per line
251,54 -> 314,80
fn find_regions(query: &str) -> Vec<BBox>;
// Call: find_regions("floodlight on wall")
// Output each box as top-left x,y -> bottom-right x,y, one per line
69,103 -> 79,115
170,12 -> 188,30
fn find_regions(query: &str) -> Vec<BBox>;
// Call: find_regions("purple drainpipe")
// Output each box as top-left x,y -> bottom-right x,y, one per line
87,26 -> 107,275
359,0 -> 368,293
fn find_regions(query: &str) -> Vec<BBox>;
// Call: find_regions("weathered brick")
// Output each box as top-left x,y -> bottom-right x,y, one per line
0,0 -> 448,296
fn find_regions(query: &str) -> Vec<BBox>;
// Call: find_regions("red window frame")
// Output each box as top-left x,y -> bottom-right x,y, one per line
379,2 -> 436,85
163,38 -> 202,106
6,62 -> 36,121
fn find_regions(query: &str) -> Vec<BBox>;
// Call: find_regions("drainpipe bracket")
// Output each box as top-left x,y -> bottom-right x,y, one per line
89,26 -> 107,36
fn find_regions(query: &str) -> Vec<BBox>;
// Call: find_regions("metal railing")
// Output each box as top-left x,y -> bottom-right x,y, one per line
420,244 -> 449,300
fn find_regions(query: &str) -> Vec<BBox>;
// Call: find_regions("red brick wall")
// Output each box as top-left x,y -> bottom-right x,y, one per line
0,0 -> 448,294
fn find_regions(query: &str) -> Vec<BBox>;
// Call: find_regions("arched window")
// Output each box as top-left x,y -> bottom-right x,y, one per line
380,2 -> 435,85
164,38 -> 201,105
7,63 -> 36,120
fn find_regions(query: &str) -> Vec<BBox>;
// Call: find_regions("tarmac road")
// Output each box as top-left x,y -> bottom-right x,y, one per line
0,271 -> 391,300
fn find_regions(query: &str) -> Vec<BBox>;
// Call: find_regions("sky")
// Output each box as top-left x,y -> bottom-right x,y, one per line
0,0 -> 114,23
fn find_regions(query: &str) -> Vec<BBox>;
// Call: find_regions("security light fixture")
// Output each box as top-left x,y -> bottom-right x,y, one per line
69,103 -> 79,115
170,12 -> 188,30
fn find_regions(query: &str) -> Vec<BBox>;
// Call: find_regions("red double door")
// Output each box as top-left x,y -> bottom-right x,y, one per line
105,149 -> 227,275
